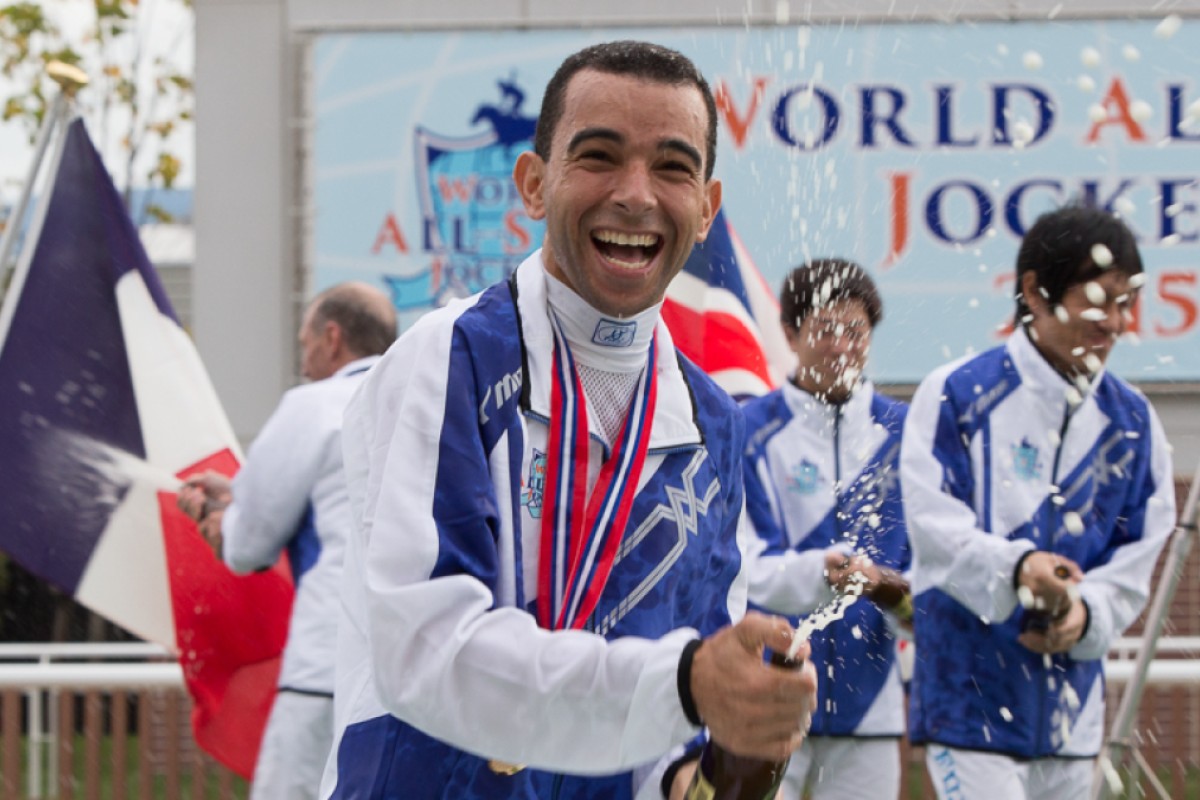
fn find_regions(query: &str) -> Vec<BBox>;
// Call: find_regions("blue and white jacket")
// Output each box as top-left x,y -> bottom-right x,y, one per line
901,328 -> 1175,759
742,380 -> 910,738
321,253 -> 750,800
222,356 -> 379,695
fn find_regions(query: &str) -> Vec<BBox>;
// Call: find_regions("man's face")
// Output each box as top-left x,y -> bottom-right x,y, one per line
786,298 -> 872,404
514,69 -> 721,318
1024,268 -> 1136,378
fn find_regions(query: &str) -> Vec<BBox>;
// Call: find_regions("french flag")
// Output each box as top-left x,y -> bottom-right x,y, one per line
664,209 -> 795,399
0,118 -> 291,778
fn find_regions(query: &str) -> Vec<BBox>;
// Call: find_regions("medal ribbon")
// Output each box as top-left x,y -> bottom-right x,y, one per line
537,314 -> 658,631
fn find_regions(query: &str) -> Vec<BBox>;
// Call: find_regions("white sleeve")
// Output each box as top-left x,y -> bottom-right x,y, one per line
1070,405 -> 1176,661
345,318 -> 701,773
900,372 -> 1033,623
222,390 -> 326,574
744,537 -> 837,616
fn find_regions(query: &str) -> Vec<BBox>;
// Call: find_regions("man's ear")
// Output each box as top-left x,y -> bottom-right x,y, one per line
324,320 -> 343,355
694,179 -> 722,243
513,151 -> 547,221
1020,271 -> 1045,315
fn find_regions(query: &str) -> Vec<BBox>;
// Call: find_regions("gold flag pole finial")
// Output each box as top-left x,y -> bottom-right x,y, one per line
46,60 -> 89,97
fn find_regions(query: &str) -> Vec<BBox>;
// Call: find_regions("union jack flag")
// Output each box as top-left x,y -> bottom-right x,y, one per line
663,209 -> 794,399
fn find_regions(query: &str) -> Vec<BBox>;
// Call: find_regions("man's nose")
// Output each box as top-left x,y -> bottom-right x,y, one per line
613,161 -> 655,214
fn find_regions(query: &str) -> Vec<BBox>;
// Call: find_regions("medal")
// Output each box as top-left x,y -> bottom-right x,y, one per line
488,759 -> 526,776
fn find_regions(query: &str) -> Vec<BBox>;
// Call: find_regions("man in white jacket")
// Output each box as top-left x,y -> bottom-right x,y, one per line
901,204 -> 1175,800
320,40 -> 817,800
178,281 -> 397,799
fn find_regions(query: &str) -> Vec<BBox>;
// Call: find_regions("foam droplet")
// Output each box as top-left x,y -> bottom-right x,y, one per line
1090,243 -> 1113,267
1081,46 -> 1102,68
1155,14 -> 1182,40
1023,51 -> 1044,70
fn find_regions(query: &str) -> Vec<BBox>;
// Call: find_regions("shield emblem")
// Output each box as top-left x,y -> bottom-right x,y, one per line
1012,438 -> 1042,481
414,124 -> 543,306
789,458 -> 821,495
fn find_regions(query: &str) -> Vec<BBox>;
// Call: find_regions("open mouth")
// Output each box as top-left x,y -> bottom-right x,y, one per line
592,230 -> 663,269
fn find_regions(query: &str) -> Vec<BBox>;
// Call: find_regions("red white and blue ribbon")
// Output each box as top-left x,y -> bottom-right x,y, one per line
537,314 -> 659,631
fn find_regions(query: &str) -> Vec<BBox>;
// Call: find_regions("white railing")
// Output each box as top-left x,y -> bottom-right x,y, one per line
0,642 -> 180,799
1,637 -> 1198,798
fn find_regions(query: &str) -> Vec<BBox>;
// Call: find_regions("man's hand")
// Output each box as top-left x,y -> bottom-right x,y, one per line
177,471 -> 233,555
824,550 -> 880,594
689,612 -> 817,762
1018,597 -> 1088,654
1016,551 -> 1083,620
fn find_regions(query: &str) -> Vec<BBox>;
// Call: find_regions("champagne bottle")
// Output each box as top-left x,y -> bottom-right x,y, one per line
864,566 -> 913,623
683,651 -> 801,800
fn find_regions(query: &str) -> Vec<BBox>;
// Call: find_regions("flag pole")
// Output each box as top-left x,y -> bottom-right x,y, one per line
1092,459 -> 1200,800
0,61 -> 88,290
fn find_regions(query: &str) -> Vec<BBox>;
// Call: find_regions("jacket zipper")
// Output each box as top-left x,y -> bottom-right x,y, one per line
827,405 -> 844,730
1038,404 -> 1072,753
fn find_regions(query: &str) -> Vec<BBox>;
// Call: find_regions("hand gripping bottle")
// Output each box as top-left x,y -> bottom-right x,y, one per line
683,651 -> 802,800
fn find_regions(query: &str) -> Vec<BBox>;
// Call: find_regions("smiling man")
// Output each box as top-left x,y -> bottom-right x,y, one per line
901,204 -> 1176,800
320,41 -> 816,800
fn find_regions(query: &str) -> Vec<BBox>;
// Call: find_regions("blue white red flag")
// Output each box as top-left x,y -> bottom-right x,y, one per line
663,208 -> 794,399
0,118 -> 291,779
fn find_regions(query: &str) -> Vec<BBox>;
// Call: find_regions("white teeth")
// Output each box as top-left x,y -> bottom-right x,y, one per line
595,230 -> 659,247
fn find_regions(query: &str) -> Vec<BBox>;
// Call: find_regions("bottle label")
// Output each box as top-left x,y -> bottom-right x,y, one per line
683,768 -> 716,800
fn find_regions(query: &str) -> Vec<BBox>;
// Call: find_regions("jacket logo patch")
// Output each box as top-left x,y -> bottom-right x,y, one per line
1011,438 -> 1042,481
788,459 -> 821,494
521,449 -> 546,519
592,319 -> 637,348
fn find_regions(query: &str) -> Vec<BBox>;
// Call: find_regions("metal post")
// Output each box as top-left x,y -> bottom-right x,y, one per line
1092,462 -> 1200,800
25,685 -> 42,799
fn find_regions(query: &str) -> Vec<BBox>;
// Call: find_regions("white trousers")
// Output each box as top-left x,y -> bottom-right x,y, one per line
250,691 -> 335,800
779,737 -> 901,800
924,745 -> 1094,800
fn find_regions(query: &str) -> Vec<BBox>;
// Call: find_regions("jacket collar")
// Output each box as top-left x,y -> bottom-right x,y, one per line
781,376 -> 873,425
335,355 -> 382,378
1007,326 -> 1104,407
512,251 -> 704,450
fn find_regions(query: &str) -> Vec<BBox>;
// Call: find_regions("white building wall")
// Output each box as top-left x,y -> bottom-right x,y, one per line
193,0 -> 1200,474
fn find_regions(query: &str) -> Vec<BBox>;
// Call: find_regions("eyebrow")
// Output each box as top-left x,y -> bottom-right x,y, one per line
566,127 -> 704,171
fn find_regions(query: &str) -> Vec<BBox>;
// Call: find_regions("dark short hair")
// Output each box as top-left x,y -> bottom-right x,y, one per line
310,284 -> 397,358
1015,203 -> 1143,322
534,40 -> 718,180
780,259 -> 883,331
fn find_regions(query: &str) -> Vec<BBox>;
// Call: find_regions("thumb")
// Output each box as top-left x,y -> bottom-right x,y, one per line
734,612 -> 798,659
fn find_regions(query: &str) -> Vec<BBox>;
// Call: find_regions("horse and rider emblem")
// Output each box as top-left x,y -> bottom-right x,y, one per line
399,74 -> 543,311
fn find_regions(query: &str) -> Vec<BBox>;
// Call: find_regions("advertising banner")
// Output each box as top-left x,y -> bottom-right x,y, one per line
311,19 -> 1199,383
